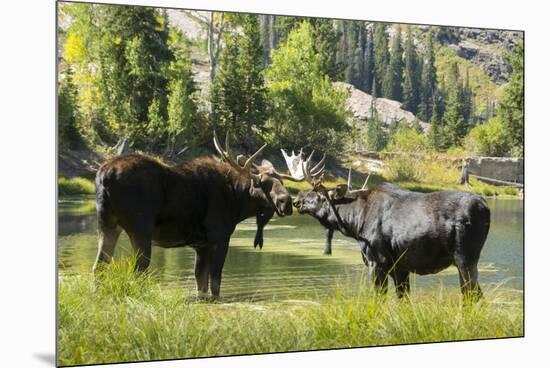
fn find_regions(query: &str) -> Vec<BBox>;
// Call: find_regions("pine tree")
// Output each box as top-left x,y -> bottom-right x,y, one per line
440,63 -> 467,149
211,15 -> 268,147
165,28 -> 198,151
239,15 -> 268,146
364,26 -> 375,94
418,30 -> 437,121
210,33 -> 244,134
427,103 -> 440,150
497,42 -> 524,155
373,23 -> 389,97
310,18 -> 342,80
462,68 -> 473,128
382,27 -> 404,101
98,6 -> 171,142
402,26 -> 420,113
58,73 -> 82,148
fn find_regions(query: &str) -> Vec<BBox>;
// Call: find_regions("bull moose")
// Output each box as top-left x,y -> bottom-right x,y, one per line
93,132 -> 305,299
292,160 -> 491,300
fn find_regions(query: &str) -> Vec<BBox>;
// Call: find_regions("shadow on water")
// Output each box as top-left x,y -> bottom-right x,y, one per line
58,196 -> 524,300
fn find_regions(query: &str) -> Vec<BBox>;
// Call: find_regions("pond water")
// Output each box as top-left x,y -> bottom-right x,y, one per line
58,196 -> 523,300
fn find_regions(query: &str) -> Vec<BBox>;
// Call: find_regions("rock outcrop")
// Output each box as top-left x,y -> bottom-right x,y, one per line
436,27 -> 523,84
335,82 -> 429,132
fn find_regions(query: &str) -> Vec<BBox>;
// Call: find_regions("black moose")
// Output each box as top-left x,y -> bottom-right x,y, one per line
93,132 -> 303,299
292,161 -> 491,300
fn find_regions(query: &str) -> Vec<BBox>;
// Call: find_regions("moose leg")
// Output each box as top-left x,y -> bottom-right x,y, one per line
323,228 -> 334,255
194,247 -> 209,298
207,241 -> 229,299
391,270 -> 410,298
372,265 -> 389,294
128,228 -> 153,272
93,225 -> 122,273
455,255 -> 483,302
254,210 -> 272,249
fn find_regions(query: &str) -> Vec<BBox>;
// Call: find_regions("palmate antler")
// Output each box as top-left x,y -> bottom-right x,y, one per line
280,149 -> 325,183
213,131 -> 267,183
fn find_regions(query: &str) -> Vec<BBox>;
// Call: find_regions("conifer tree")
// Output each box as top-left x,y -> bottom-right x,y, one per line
210,33 -> 244,133
418,30 -> 437,121
165,28 -> 198,151
427,104 -> 440,150
310,18 -> 341,80
373,23 -> 389,97
440,62 -> 467,149
239,15 -> 268,145
382,27 -> 403,101
211,15 -> 268,147
498,42 -> 524,155
364,26 -> 375,94
98,6 -> 171,142
402,26 -> 420,113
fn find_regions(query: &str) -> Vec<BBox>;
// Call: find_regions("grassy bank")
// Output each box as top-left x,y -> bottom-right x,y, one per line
58,261 -> 523,366
284,173 -> 520,198
58,177 -> 95,195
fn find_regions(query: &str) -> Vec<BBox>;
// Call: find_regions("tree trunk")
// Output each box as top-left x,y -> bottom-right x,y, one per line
459,159 -> 470,186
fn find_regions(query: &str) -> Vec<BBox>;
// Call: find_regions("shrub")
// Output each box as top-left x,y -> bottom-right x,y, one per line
463,117 -> 510,156
58,177 -> 95,195
386,126 -> 429,152
383,155 -> 421,182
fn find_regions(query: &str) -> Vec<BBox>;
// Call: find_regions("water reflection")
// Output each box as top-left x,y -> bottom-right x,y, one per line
58,197 -> 524,299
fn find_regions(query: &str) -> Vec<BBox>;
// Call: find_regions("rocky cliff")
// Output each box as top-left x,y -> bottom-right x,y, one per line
336,82 -> 429,132
436,27 -> 523,85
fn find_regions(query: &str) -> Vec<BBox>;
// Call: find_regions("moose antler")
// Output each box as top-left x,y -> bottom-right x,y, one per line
279,149 -> 325,182
346,168 -> 370,193
213,131 -> 267,182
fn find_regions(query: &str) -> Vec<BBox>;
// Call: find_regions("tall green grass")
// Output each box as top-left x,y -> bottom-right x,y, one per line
58,260 -> 523,366
58,177 -> 95,195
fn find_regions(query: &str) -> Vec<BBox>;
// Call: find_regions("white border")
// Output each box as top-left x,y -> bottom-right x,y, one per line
1,0 -> 546,367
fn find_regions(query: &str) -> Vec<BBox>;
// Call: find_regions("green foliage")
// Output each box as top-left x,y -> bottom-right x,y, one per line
427,105 -> 441,150
61,4 -> 176,150
497,43 -> 524,156
310,18 -> 342,80
366,117 -> 386,151
338,21 -> 367,87
165,28 -> 200,151
463,117 -> 510,156
440,62 -> 468,150
58,177 -> 95,195
435,46 -> 498,117
58,75 -> 82,149
383,126 -> 429,182
211,15 -> 267,147
265,22 -> 349,155
418,31 -> 437,121
98,6 -> 171,143
211,33 -> 242,131
383,27 -> 404,101
402,26 -> 421,114
373,23 -> 389,98
364,28 -> 375,94
386,125 -> 428,152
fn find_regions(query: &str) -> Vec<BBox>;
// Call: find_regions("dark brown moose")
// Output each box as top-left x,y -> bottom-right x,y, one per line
93,132 -> 303,299
293,159 -> 491,301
